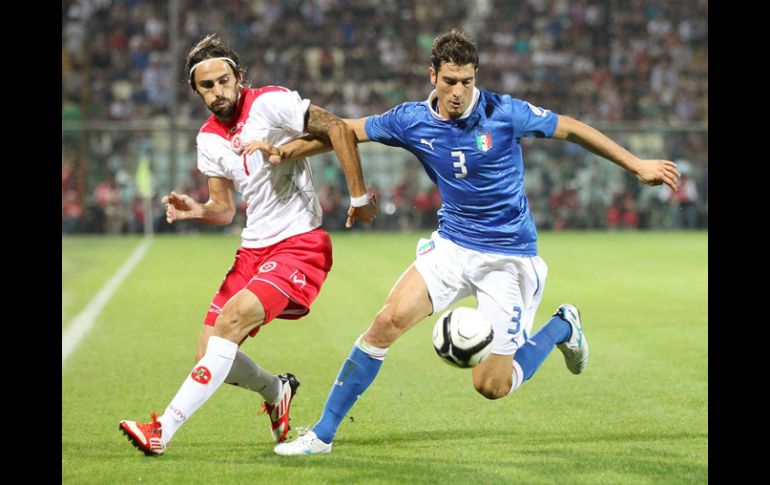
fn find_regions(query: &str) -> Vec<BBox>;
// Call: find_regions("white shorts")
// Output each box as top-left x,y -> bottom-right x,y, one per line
414,231 -> 548,355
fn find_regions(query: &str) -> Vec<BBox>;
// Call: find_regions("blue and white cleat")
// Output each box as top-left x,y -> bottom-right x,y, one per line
555,304 -> 589,374
274,430 -> 332,456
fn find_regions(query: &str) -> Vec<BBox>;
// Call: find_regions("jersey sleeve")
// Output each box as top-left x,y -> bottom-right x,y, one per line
509,98 -> 558,139
196,135 -> 226,177
364,103 -> 411,148
242,89 -> 311,140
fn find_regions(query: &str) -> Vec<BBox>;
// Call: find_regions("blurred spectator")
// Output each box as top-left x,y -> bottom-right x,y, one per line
62,0 -> 708,124
93,172 -> 124,234
392,163 -> 421,231
549,181 -> 581,231
606,192 -> 640,230
62,189 -> 84,234
319,184 -> 346,231
61,0 -> 707,234
126,196 -> 143,233
664,162 -> 699,230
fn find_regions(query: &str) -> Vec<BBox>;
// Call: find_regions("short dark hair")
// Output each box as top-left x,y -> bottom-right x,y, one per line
185,33 -> 246,92
430,28 -> 479,72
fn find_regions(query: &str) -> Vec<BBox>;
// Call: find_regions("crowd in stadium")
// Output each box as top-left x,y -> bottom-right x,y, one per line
62,0 -> 708,234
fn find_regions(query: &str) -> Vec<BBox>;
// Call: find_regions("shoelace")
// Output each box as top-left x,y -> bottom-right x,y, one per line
149,412 -> 162,431
258,402 -> 273,417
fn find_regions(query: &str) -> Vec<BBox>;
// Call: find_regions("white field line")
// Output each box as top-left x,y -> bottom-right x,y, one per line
62,237 -> 153,366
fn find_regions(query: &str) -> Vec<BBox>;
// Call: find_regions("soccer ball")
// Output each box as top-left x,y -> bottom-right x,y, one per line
432,307 -> 494,368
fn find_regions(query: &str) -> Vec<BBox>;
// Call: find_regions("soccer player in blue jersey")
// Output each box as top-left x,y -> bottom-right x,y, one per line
246,29 -> 680,455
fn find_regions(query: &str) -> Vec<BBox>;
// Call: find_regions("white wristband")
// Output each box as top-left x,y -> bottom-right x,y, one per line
350,194 -> 370,207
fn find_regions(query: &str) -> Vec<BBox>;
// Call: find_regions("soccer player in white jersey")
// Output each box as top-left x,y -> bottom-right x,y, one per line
118,34 -> 377,456
247,29 -> 681,456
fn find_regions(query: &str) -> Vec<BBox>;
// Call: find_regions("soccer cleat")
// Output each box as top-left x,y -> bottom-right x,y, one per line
259,373 -> 300,443
554,304 -> 589,374
119,412 -> 165,456
274,430 -> 332,456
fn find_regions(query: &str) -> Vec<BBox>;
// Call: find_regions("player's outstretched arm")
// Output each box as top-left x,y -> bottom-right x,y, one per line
161,176 -> 235,225
305,106 -> 377,227
241,136 -> 332,164
552,115 -> 681,191
241,118 -> 371,164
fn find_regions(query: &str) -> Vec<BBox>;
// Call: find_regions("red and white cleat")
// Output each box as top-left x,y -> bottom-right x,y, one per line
119,412 -> 166,456
259,373 -> 300,442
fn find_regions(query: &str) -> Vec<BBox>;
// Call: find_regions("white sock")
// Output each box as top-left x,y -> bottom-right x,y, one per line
225,351 -> 281,403
158,336 -> 238,445
355,334 -> 389,359
508,360 -> 525,396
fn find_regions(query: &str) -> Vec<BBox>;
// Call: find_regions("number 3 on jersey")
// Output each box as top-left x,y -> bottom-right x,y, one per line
451,151 -> 467,179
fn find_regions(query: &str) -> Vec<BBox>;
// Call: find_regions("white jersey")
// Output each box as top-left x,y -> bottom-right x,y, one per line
196,86 -> 322,248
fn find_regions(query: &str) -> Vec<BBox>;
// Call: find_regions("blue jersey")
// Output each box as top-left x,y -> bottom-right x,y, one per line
365,88 -> 558,257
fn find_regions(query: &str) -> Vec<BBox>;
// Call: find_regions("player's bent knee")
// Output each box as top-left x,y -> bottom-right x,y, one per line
473,373 -> 512,400
211,316 -> 238,341
367,308 -> 407,347
473,380 -> 510,400
211,292 -> 265,342
213,309 -> 256,343
472,354 -> 515,399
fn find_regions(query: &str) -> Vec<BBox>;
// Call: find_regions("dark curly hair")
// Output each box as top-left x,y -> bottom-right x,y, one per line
185,33 -> 247,92
430,28 -> 479,72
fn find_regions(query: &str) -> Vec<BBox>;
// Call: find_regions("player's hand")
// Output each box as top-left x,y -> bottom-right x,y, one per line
241,140 -> 284,165
634,159 -> 681,191
346,194 -> 378,228
161,191 -> 200,223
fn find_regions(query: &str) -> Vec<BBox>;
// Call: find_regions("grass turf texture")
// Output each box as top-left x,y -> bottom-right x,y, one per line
62,231 -> 707,484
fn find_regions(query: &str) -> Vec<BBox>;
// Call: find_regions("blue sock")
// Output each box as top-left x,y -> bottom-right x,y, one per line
312,342 -> 385,443
513,315 -> 571,381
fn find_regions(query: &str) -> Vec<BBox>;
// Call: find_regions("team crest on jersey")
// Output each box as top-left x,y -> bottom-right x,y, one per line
259,261 -> 278,273
227,122 -> 245,151
417,240 -> 435,255
191,366 -> 212,384
476,132 -> 492,152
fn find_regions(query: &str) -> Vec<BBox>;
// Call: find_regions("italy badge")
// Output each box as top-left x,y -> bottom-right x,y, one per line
476,132 -> 492,152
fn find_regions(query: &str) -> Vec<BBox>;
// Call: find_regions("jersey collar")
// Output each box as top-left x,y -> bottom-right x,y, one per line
426,87 -> 480,122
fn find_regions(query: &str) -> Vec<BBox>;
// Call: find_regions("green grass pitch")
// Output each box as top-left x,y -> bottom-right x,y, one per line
62,231 -> 707,484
